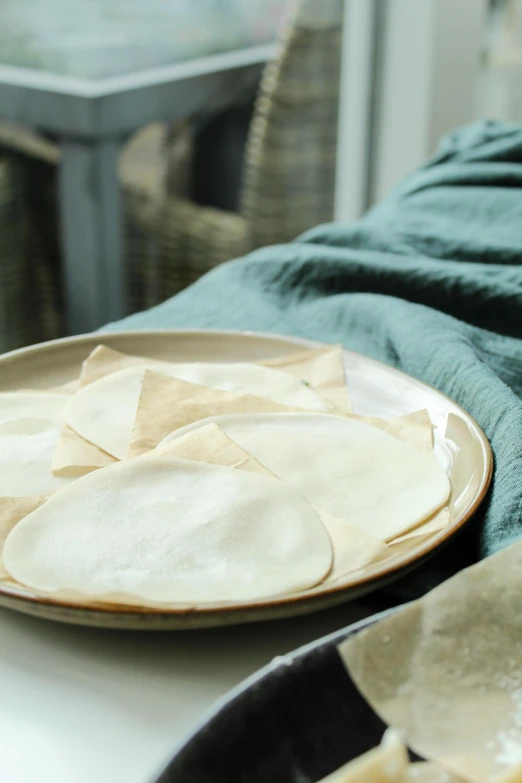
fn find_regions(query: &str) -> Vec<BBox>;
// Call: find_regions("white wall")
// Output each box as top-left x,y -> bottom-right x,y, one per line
335,0 -> 378,221
371,0 -> 488,204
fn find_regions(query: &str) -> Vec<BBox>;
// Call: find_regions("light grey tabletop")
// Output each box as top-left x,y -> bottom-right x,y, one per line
0,599 -> 372,783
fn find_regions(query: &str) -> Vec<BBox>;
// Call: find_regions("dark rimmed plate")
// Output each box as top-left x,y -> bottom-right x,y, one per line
155,607 -> 401,782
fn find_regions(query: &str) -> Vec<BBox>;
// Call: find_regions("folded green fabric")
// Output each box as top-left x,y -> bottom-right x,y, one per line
105,121 -> 522,604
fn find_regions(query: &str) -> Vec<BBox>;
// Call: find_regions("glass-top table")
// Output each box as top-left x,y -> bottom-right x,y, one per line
0,0 -> 284,79
0,1 -> 283,333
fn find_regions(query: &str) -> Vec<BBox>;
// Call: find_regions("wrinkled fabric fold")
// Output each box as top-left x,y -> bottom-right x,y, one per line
103,121 -> 522,603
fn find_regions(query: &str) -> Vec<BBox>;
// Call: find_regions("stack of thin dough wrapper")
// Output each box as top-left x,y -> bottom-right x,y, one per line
333,536 -> 522,783
0,343 -> 453,609
317,727 -> 522,782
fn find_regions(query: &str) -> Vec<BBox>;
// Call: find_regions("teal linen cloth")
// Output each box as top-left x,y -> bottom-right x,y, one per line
105,121 -> 522,602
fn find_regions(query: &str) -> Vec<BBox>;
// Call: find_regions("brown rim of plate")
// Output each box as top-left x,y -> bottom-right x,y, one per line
0,328 -> 494,617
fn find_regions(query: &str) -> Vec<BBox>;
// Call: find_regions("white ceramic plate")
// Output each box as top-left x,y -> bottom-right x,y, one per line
0,329 -> 492,629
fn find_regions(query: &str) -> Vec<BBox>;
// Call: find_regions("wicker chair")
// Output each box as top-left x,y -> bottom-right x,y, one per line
0,150 -> 62,351
124,0 -> 343,299
0,0 -> 342,348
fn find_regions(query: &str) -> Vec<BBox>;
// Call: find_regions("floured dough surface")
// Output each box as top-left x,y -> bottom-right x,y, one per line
162,413 -> 450,541
3,457 -> 333,605
65,361 -> 328,459
0,419 -> 75,496
153,423 -> 387,584
0,392 -> 69,425
0,392 -> 74,496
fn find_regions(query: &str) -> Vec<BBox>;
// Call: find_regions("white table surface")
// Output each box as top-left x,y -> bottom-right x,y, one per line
0,600 -> 373,783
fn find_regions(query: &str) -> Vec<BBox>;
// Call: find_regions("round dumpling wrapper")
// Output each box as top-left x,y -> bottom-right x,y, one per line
0,419 -> 74,497
3,456 -> 333,606
0,393 -> 73,497
65,361 -> 328,459
0,392 -> 69,425
160,413 -> 451,542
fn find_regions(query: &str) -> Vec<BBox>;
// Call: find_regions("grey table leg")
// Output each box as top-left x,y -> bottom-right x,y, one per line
58,138 -> 125,334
